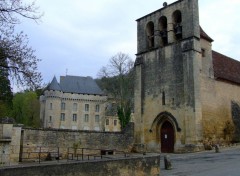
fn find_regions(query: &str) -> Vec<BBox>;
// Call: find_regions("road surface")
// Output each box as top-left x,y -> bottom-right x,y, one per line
160,145 -> 240,176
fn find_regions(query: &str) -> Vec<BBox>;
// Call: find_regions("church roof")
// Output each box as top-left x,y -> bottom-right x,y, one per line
212,51 -> 240,85
200,27 -> 214,42
47,76 -> 62,91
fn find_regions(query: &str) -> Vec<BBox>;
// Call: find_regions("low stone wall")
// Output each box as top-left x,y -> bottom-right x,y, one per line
0,125 -> 22,165
21,123 -> 134,160
0,154 -> 160,176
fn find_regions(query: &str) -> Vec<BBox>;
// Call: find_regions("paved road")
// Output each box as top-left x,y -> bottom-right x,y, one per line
160,146 -> 240,176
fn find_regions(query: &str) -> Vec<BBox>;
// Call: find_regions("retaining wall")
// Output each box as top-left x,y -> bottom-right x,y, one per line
0,154 -> 160,176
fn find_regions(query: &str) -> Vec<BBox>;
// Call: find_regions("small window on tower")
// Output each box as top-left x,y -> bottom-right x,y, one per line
72,114 -> 77,121
95,115 -> 99,122
162,91 -> 166,105
60,113 -> 65,121
85,104 -> 89,111
84,114 -> 89,122
201,49 -> 206,57
73,103 -> 77,111
95,105 -> 100,112
61,102 -> 65,110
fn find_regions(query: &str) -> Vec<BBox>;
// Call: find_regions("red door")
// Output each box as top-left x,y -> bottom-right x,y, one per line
161,121 -> 174,153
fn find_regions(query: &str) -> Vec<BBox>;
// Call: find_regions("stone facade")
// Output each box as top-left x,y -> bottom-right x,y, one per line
0,124 -> 22,165
40,90 -> 107,131
40,75 -> 120,132
134,0 -> 240,153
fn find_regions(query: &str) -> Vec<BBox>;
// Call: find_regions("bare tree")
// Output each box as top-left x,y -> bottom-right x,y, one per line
98,52 -> 134,128
0,26 -> 42,88
0,0 -> 42,25
0,0 -> 42,89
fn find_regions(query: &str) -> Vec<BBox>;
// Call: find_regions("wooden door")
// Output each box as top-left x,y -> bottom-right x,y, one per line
161,121 -> 174,153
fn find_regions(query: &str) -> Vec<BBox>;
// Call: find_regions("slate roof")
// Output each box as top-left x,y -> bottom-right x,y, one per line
47,75 -> 105,95
212,51 -> 240,85
46,76 -> 61,91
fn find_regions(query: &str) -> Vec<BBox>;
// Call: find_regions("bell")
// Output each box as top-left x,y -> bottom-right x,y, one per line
161,30 -> 168,39
174,24 -> 182,36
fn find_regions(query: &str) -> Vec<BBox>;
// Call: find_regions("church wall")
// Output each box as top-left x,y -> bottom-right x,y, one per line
201,78 -> 240,144
200,38 -> 240,145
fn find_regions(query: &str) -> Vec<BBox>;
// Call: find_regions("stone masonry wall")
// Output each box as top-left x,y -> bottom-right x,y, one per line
21,123 -> 134,159
201,77 -> 240,144
0,125 -> 22,165
0,154 -> 160,176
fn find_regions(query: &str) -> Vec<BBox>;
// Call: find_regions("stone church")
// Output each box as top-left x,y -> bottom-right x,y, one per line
134,0 -> 240,153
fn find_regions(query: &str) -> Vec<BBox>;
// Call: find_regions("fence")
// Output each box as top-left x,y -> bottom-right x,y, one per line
67,147 -> 129,161
20,146 -> 129,163
21,146 -> 60,163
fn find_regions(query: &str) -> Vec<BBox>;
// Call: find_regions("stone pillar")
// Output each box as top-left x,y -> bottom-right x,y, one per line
167,21 -> 175,44
164,155 -> 172,170
0,117 -> 14,166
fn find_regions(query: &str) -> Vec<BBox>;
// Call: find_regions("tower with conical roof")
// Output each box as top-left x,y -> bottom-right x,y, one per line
40,75 -> 108,131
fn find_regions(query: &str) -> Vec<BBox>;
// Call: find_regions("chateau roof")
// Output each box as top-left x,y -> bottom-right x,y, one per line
47,76 -> 62,91
212,51 -> 240,85
60,75 -> 104,95
47,75 -> 105,95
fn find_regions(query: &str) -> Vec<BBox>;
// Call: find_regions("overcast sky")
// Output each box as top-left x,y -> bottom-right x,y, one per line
16,0 -> 240,88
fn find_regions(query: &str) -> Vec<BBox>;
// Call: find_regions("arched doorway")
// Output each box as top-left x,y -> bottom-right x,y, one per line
161,121 -> 174,153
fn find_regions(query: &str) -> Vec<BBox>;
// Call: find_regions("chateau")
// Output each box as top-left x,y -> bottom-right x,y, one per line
40,75 -> 120,131
134,0 -> 240,152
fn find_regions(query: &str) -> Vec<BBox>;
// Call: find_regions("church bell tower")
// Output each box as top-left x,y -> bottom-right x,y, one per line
134,0 -> 203,152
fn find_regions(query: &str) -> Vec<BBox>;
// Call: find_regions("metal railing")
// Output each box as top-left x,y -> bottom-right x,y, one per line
20,146 -> 129,163
21,146 -> 60,163
67,147 -> 129,161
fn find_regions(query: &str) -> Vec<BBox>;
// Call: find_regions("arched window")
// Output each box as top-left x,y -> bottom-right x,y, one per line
172,10 -> 182,40
159,16 -> 168,45
146,21 -> 154,48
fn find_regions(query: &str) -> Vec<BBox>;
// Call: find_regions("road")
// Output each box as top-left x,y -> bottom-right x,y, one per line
160,146 -> 240,176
